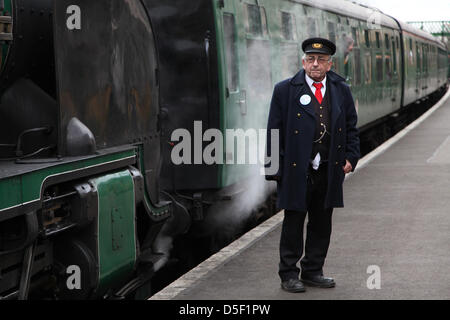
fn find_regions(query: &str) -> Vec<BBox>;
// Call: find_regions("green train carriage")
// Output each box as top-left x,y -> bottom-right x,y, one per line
150,0 -> 448,280
155,0 -> 447,218
214,0 -> 448,154
157,0 -> 448,191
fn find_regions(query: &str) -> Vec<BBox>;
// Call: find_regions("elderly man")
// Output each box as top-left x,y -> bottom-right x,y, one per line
265,37 -> 360,293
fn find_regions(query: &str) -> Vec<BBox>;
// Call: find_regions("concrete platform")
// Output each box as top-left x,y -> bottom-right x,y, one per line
151,90 -> 450,300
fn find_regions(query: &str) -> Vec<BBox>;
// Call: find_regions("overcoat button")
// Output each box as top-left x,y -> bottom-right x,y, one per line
297,113 -> 301,118
295,130 -> 299,134
293,163 -> 297,167
339,128 -> 342,132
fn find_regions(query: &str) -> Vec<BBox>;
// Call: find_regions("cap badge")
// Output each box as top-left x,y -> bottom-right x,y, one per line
312,43 -> 323,49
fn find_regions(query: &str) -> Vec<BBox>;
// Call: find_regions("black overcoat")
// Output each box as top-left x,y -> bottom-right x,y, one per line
265,69 -> 360,211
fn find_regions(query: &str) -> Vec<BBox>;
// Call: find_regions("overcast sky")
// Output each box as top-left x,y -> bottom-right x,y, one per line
354,0 -> 449,22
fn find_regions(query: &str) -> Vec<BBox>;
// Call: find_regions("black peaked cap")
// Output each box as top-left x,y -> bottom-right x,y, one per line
302,37 -> 336,55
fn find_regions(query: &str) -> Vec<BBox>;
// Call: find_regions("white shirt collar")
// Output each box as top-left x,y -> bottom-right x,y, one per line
305,73 -> 327,92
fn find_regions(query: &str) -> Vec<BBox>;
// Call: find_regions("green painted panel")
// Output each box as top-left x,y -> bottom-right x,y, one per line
0,176 -> 21,210
92,169 -> 136,294
0,148 -> 136,211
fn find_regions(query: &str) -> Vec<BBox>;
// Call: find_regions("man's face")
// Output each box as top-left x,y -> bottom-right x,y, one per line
302,54 -> 333,82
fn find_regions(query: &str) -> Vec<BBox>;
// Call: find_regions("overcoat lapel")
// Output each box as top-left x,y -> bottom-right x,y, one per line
328,79 -> 342,132
290,70 -> 315,119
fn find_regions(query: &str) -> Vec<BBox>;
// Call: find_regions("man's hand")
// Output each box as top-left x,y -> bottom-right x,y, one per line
343,160 -> 352,174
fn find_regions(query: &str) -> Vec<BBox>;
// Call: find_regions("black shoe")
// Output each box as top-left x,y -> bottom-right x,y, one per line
281,279 -> 306,293
301,275 -> 336,288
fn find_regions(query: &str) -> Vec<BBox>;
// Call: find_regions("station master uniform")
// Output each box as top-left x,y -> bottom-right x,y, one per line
265,37 -> 360,292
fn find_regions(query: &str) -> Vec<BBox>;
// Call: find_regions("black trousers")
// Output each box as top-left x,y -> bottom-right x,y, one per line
279,163 -> 334,281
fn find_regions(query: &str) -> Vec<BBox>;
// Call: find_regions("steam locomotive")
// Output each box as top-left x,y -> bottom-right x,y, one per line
0,0 -> 448,299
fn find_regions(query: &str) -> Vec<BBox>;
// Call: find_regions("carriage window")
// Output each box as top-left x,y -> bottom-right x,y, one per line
438,48 -> 446,69
333,58 -> 339,74
437,49 -> 441,69
328,22 -> 336,44
352,27 -> 358,47
364,30 -> 370,48
223,13 -> 238,92
422,44 -> 428,74
376,55 -> 383,81
246,39 -> 272,99
344,34 -> 354,80
385,57 -> 392,80
385,34 -> 390,49
281,12 -> 296,40
408,38 -> 413,65
307,17 -> 317,37
416,41 -> 420,71
422,44 -> 425,73
245,4 -> 268,37
354,48 -> 362,85
246,4 -> 261,36
280,43 -> 300,79
392,40 -> 397,73
364,53 -> 372,84
375,32 -> 380,48
260,7 -> 268,36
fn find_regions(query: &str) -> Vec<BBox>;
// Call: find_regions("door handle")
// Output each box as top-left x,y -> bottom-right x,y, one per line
238,90 -> 247,116
238,99 -> 247,115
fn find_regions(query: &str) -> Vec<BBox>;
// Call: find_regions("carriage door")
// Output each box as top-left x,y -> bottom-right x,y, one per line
216,0 -> 246,124
415,41 -> 422,98
215,0 -> 248,186
390,34 -> 400,110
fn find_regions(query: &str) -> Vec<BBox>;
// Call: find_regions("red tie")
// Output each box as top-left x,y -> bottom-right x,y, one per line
313,82 -> 323,104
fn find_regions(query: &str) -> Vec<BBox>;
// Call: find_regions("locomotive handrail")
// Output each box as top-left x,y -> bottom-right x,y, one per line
15,126 -> 53,157
204,30 -> 213,124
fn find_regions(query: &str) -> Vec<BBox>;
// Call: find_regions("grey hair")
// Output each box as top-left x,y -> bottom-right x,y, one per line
302,54 -> 333,62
